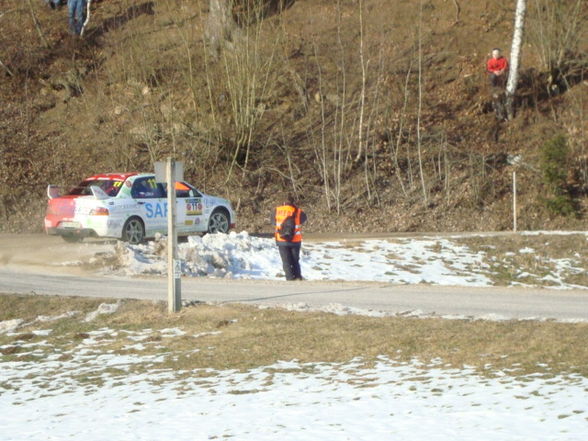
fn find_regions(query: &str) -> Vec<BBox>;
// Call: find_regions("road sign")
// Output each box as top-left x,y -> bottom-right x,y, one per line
155,161 -> 184,183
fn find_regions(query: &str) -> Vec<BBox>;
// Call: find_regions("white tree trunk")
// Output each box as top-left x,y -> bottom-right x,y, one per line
205,0 -> 238,55
506,0 -> 526,119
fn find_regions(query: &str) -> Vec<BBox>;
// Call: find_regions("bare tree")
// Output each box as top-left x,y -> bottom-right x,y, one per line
354,0 -> 367,163
528,0 -> 586,74
506,0 -> 526,120
416,0 -> 427,202
205,0 -> 240,55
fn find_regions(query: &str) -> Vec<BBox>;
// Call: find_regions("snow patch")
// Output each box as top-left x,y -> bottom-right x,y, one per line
193,331 -> 222,338
31,329 -> 53,336
1,355 -> 587,441
85,302 -> 121,322
261,303 -> 588,323
0,319 -> 23,335
36,311 -> 80,322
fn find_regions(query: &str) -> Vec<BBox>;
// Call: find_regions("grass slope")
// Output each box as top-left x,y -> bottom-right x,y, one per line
2,294 -> 588,379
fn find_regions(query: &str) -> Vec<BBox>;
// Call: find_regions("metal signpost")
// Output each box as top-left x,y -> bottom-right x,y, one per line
512,171 -> 518,233
155,158 -> 184,313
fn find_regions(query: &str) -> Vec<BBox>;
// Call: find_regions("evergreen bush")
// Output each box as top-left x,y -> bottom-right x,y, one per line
539,135 -> 577,217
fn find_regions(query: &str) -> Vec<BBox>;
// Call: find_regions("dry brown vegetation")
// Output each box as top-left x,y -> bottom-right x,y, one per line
2,293 -> 588,378
0,0 -> 587,233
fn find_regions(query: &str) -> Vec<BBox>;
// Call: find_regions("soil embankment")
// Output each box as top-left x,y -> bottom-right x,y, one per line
1,0 -> 586,233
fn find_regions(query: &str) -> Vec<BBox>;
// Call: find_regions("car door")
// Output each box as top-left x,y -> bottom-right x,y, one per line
130,176 -> 167,237
175,182 -> 206,234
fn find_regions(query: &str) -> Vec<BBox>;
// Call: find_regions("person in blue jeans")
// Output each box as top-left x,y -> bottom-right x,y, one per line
68,0 -> 87,35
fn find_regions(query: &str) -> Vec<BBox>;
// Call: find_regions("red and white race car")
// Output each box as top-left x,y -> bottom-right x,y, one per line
45,173 -> 236,243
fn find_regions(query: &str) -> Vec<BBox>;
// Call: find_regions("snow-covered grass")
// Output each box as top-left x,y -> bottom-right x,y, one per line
2,351 -> 587,441
2,266 -> 588,441
455,233 -> 588,289
2,298 -> 588,440
91,231 -> 588,289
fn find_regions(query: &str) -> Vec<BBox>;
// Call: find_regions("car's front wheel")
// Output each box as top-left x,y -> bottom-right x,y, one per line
207,210 -> 230,234
122,217 -> 145,244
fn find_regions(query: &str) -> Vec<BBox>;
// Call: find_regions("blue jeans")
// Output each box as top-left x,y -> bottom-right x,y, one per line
68,0 -> 87,35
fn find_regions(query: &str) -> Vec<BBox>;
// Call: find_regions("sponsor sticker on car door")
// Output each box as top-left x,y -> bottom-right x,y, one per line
175,181 -> 204,233
184,197 -> 204,230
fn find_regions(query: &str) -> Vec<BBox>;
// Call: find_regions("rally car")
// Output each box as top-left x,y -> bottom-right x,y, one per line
44,173 -> 236,243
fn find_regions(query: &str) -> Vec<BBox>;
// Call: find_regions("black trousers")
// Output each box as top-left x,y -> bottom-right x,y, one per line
489,73 -> 506,88
278,243 -> 302,281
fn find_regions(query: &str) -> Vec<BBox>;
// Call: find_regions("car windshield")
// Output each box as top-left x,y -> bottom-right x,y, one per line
68,179 -> 124,197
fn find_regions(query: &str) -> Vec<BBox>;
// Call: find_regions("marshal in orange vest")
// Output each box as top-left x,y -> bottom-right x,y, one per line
274,205 -> 303,243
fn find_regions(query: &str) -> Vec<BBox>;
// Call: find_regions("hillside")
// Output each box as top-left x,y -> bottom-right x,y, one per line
1,0 -> 587,234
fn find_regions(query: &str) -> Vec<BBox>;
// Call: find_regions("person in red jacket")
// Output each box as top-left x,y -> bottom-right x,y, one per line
487,48 -> 509,88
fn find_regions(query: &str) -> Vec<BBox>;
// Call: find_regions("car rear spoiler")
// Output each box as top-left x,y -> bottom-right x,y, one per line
47,185 -> 62,199
90,186 -> 109,200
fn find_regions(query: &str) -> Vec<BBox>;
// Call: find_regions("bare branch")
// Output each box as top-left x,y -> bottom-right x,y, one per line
451,0 -> 461,25
25,0 -> 49,48
0,59 -> 14,77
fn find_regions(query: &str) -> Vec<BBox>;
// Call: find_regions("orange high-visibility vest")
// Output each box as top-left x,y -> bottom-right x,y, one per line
274,205 -> 303,243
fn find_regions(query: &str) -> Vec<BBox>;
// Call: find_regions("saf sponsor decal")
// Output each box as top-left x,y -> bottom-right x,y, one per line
145,202 -> 168,218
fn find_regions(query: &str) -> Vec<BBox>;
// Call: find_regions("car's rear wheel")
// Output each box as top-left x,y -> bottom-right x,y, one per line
207,210 -> 230,234
122,217 -> 145,244
61,235 -> 82,243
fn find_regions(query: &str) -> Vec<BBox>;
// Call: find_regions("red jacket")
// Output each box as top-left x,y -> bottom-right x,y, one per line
487,57 -> 508,74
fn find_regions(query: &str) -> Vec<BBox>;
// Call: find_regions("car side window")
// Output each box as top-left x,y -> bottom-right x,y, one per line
131,177 -> 163,199
188,187 -> 202,198
162,182 -> 200,198
176,182 -> 192,198
157,183 -> 167,197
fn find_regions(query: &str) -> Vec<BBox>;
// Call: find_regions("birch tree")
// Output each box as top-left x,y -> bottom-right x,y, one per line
205,0 -> 240,55
505,0 -> 526,120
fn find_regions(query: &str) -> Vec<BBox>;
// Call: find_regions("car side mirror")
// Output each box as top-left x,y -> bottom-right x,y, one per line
47,185 -> 62,199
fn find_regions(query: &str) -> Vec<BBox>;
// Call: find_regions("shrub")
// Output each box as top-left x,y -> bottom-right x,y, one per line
539,135 -> 578,217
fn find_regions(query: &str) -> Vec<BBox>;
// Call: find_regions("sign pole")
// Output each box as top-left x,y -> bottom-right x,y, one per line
513,170 -> 517,233
167,157 -> 181,313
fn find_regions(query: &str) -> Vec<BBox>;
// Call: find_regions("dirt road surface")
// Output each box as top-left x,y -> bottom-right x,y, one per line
1,234 -> 587,321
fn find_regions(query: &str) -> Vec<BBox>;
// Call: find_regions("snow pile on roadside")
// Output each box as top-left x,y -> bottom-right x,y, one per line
266,302 -> 390,318
110,232 -> 494,286
1,345 -> 587,441
268,302 -> 584,322
112,232 -> 280,279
